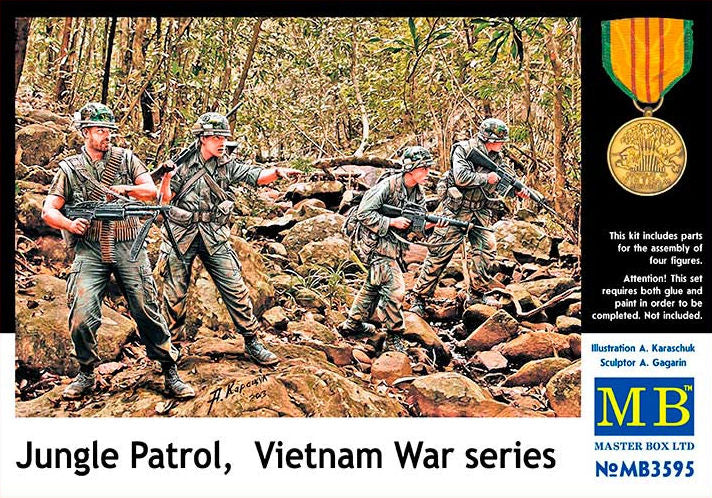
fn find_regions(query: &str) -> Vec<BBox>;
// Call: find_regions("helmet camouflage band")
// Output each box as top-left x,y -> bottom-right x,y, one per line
191,112 -> 232,137
401,146 -> 434,172
477,118 -> 509,143
74,103 -> 118,130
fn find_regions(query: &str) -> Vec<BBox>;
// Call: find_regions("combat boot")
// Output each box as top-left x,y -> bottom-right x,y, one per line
244,336 -> 279,366
62,369 -> 96,400
162,363 -> 195,399
409,295 -> 427,318
338,318 -> 377,336
383,333 -> 407,354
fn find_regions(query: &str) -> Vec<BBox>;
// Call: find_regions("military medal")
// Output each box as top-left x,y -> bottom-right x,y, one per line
602,18 -> 693,195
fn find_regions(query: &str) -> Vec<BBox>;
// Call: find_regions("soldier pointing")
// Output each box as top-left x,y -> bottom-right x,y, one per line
158,112 -> 300,366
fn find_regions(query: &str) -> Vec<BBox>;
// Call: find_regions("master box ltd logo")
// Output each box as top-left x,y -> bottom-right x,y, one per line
594,378 -> 694,436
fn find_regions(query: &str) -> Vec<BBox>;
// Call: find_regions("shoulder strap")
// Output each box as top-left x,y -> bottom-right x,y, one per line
202,165 -> 231,202
123,148 -> 134,177
58,156 -> 86,199
57,156 -> 77,176
173,168 -> 207,205
451,139 -> 474,161
388,174 -> 399,191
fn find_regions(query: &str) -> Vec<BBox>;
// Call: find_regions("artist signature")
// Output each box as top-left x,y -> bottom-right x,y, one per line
206,374 -> 268,415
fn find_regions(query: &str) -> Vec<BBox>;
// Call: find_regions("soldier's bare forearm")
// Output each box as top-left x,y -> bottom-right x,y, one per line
111,183 -> 157,201
257,166 -> 301,185
42,195 -> 72,231
257,168 -> 280,185
158,173 -> 173,203
41,206 -> 74,231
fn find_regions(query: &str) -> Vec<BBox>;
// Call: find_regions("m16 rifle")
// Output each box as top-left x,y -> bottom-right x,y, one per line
466,146 -> 564,221
62,201 -> 176,263
381,202 -> 489,234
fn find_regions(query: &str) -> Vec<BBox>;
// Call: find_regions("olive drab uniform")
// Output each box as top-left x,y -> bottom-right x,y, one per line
48,146 -> 179,369
345,173 -> 426,337
157,148 -> 264,341
412,138 -> 502,298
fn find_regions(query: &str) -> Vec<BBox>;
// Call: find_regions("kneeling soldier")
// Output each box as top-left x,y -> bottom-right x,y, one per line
42,103 -> 195,400
338,146 -> 442,353
158,112 -> 300,365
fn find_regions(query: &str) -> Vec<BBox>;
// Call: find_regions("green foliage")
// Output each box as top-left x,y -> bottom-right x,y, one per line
18,16 -> 580,220
283,261 -> 363,309
289,157 -> 314,173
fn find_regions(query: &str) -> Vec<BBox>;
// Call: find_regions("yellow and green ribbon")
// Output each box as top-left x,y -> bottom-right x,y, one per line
602,18 -> 693,104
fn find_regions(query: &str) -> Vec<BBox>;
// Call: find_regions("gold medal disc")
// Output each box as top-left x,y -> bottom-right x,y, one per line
607,116 -> 686,195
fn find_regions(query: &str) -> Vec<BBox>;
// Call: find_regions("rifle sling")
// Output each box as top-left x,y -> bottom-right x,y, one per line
202,166 -> 230,202
173,163 -> 230,206
173,169 -> 204,205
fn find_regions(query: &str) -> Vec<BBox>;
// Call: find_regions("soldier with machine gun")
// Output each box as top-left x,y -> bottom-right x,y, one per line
41,103 -> 195,400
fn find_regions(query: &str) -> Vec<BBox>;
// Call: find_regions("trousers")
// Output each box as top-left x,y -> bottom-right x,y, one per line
66,240 -> 178,368
159,235 -> 260,340
347,256 -> 406,334
413,206 -> 496,297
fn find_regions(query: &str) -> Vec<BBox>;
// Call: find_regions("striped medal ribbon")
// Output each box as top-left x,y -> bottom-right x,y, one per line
602,18 -> 693,195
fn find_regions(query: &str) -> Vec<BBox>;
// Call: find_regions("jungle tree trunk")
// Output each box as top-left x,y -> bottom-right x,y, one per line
14,18 -> 31,93
229,18 -> 263,129
350,21 -> 370,156
522,31 -> 537,169
546,22 -> 565,215
101,18 -> 117,104
132,18 -> 154,131
54,17 -> 73,102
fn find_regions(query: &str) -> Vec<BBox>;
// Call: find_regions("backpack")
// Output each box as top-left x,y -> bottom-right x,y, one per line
341,174 -> 400,259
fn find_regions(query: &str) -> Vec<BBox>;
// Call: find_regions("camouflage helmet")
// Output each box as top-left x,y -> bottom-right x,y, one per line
73,103 -> 118,130
401,146 -> 434,172
191,112 -> 232,137
477,118 -> 509,143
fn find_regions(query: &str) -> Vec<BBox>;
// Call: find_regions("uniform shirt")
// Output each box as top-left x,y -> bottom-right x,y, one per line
48,146 -> 146,202
446,139 -> 504,210
166,148 -> 263,255
356,173 -> 425,260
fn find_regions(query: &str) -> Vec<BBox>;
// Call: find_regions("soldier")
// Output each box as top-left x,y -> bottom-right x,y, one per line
338,146 -> 444,353
41,103 -> 195,400
409,118 -> 528,317
157,112 -> 300,366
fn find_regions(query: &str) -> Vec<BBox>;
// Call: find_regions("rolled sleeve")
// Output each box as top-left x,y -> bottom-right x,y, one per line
127,151 -> 148,181
48,168 -> 69,199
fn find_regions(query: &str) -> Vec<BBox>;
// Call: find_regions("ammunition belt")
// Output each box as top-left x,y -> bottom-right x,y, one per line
84,147 -> 134,263
85,218 -> 139,243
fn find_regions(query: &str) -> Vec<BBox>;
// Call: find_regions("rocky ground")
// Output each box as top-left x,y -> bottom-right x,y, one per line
15,102 -> 581,418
